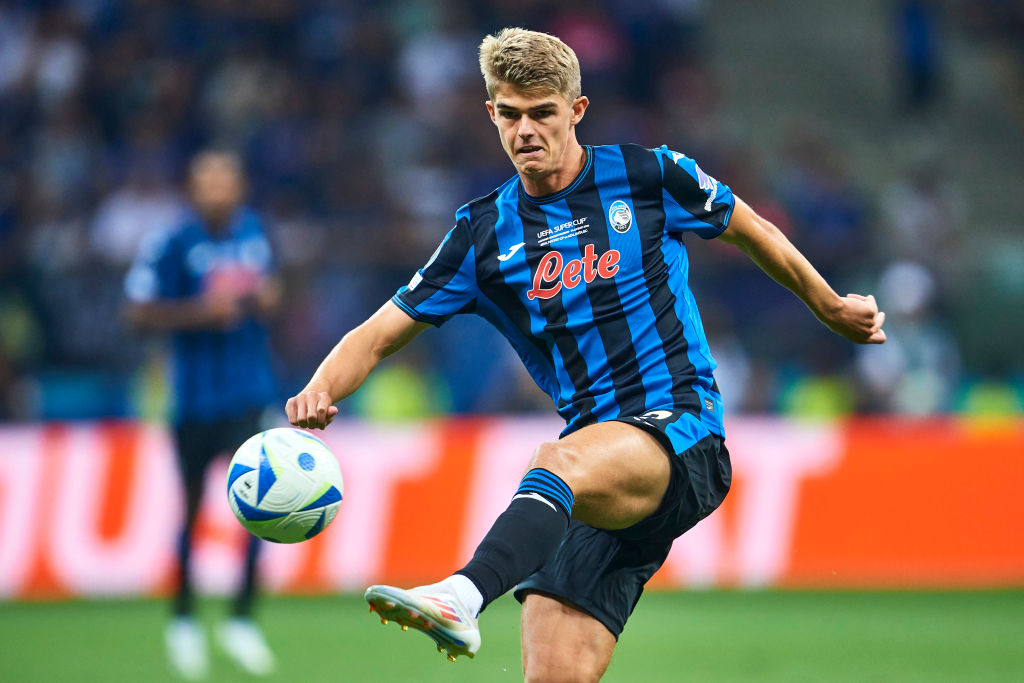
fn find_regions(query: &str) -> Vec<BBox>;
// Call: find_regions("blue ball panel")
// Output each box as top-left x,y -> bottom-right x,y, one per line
256,442 -> 277,505
299,485 -> 342,512
227,462 -> 255,492
304,510 -> 326,539
233,490 -> 288,522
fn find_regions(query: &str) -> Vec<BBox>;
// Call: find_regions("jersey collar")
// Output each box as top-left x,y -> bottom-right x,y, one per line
518,146 -> 593,205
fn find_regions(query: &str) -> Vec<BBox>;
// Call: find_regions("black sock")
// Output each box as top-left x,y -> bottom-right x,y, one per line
172,526 -> 194,617
456,468 -> 573,609
232,534 -> 261,618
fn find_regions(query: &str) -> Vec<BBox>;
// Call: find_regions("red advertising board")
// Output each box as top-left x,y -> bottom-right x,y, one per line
1,417 -> 1021,599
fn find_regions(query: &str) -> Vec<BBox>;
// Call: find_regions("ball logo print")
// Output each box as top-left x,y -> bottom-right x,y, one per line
227,428 -> 344,543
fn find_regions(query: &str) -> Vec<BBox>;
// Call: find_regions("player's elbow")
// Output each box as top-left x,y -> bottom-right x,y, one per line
718,198 -> 782,251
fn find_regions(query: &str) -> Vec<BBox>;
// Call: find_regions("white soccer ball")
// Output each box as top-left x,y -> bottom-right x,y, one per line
226,427 -> 344,544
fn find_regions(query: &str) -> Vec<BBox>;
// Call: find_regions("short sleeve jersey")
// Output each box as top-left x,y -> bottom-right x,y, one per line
124,208 -> 278,423
393,144 -> 734,446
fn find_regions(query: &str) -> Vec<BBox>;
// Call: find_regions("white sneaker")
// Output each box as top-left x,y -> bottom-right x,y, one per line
165,617 -> 209,681
364,583 -> 481,661
217,618 -> 276,676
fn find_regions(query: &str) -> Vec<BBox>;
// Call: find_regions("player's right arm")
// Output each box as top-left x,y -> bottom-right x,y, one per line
286,301 -> 429,429
290,214 -> 478,429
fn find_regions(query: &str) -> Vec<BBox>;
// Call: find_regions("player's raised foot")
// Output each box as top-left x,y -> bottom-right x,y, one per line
165,616 -> 209,681
364,583 -> 481,661
216,617 -> 276,676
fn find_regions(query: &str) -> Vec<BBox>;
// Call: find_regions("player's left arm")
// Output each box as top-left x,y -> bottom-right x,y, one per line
717,197 -> 886,344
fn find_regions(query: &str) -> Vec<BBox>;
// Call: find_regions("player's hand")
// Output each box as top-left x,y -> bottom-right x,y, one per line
286,390 -> 339,430
253,279 -> 283,316
822,293 -> 887,344
202,292 -> 244,329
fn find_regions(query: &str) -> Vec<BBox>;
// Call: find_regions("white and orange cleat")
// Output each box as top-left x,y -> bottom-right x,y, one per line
364,583 -> 481,662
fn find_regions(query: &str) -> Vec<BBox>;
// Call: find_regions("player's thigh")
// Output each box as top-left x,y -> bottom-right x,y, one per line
174,420 -> 218,505
530,420 -> 671,530
521,592 -> 616,683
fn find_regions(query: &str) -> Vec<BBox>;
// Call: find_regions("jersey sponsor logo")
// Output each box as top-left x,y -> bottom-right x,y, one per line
526,243 -> 620,300
608,200 -> 632,234
497,241 -> 526,262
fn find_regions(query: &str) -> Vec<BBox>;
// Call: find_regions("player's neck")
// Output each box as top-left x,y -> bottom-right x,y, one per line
201,208 -> 233,234
519,141 -> 587,198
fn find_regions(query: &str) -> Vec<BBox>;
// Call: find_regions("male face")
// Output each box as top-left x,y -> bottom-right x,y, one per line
189,154 -> 244,220
486,82 -> 588,184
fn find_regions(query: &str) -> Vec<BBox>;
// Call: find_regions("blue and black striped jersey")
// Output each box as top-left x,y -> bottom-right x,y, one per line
394,144 -> 734,447
124,208 -> 278,423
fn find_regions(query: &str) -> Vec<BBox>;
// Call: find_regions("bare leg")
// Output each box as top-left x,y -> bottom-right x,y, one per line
533,421 -> 671,530
521,592 -> 616,683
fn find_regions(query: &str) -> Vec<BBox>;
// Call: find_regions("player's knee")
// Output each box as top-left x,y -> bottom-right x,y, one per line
524,656 -> 604,683
530,441 -> 585,489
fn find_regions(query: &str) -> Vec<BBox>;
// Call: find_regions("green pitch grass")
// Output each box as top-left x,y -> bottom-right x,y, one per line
1,591 -> 1021,682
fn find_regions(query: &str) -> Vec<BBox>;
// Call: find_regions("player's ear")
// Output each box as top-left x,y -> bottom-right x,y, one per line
570,96 -> 589,126
485,100 -> 497,124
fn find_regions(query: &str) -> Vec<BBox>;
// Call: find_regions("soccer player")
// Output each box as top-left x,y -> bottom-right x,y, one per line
125,151 -> 280,680
287,28 -> 886,681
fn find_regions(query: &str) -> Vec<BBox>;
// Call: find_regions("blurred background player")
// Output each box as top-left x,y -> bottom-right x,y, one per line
124,150 -> 280,680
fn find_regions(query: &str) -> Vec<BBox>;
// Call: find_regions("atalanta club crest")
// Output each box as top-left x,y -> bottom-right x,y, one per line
608,200 -> 632,234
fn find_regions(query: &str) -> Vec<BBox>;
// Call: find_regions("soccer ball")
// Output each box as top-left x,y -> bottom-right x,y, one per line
226,427 -> 344,543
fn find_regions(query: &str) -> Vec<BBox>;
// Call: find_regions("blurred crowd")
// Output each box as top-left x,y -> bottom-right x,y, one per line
0,0 -> 1020,422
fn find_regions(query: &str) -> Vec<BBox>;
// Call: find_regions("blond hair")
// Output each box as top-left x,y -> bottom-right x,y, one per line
478,27 -> 581,102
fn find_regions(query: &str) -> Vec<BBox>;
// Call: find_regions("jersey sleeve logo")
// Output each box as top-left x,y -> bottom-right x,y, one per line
694,163 -> 719,212
608,200 -> 632,234
669,150 -> 720,214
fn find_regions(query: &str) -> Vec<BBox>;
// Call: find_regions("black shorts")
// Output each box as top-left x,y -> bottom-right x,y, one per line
174,410 -> 264,484
514,413 -> 731,638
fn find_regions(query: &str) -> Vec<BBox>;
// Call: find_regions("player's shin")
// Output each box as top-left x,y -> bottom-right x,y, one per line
456,468 -> 574,611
